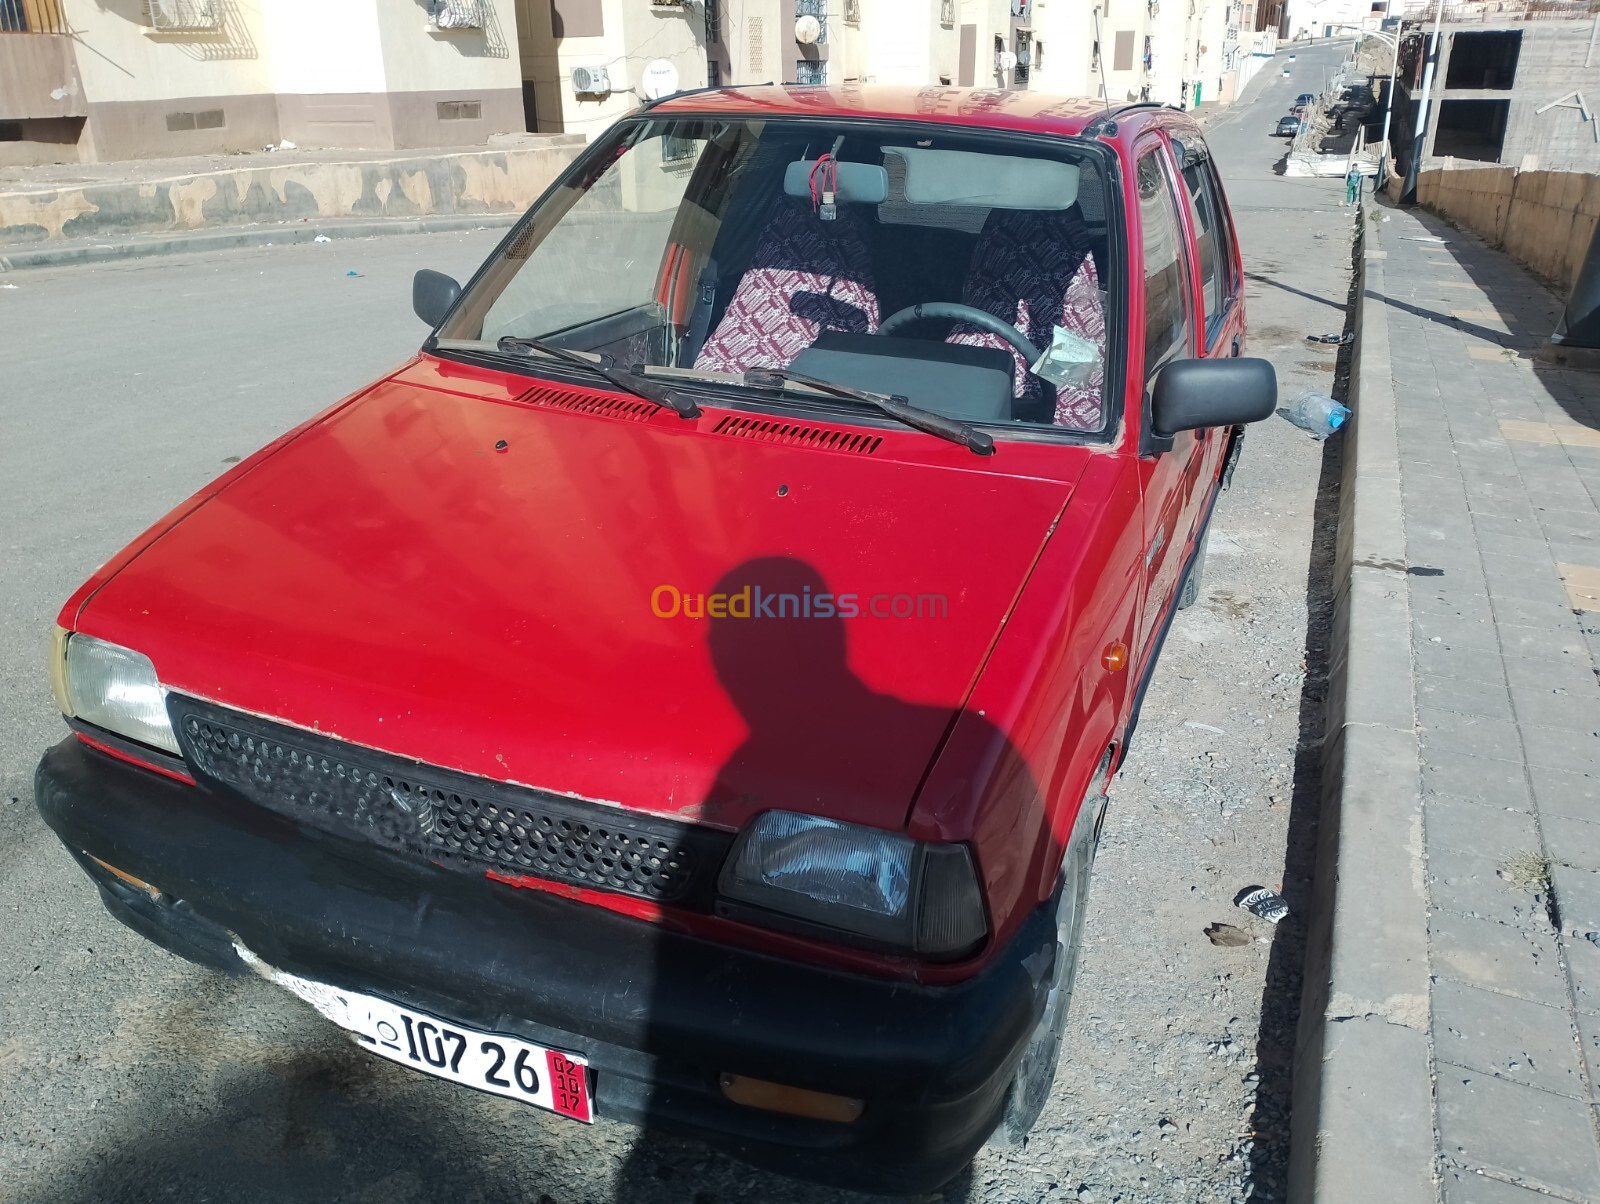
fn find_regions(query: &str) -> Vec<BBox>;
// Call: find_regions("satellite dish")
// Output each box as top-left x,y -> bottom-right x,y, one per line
795,14 -> 821,44
999,50 -> 1018,70
641,59 -> 681,100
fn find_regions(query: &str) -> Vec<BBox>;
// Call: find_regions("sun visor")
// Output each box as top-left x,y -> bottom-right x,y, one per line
782,159 -> 890,205
883,148 -> 1080,210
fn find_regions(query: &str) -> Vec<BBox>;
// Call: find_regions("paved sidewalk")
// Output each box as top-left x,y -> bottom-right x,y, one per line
1380,202 -> 1600,1200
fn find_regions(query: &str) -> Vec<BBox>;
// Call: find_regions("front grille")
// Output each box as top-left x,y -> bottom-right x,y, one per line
169,696 -> 731,908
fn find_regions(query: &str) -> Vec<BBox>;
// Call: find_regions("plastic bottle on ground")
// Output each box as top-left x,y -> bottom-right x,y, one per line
1280,390 -> 1350,440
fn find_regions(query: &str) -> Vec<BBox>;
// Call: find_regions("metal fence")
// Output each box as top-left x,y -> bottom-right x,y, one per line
1,0 -> 69,33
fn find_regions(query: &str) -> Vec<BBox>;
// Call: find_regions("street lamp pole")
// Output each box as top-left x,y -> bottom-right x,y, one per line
1400,0 -> 1446,206
1377,18 -> 1401,185
1326,19 -> 1401,183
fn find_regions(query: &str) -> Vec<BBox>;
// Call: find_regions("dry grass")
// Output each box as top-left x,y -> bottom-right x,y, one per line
1504,850 -> 1552,893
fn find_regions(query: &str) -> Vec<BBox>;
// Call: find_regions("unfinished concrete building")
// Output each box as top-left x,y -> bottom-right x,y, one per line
1390,10 -> 1600,177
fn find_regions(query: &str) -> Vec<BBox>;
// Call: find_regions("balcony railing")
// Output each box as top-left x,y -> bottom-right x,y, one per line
1,0 -> 68,33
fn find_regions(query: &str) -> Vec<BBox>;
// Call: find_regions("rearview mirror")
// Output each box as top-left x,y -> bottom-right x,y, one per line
413,269 -> 462,328
1151,357 -> 1277,438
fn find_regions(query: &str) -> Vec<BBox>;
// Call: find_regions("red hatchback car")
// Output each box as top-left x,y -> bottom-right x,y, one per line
36,87 -> 1274,1193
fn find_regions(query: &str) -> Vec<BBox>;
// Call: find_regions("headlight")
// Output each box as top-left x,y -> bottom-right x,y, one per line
58,633 -> 181,755
718,812 -> 988,958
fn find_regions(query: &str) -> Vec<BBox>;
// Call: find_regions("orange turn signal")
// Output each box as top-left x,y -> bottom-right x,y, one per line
718,1072 -> 865,1123
1102,641 -> 1129,672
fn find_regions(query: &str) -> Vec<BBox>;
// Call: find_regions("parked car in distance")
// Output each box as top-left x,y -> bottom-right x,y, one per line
36,86 -> 1276,1195
1277,114 -> 1304,136
1294,92 -> 1316,108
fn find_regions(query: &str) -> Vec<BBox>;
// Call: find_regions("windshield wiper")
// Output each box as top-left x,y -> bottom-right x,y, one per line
741,367 -> 995,456
495,336 -> 701,419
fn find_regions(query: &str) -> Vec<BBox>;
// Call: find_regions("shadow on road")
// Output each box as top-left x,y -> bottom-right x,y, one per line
1245,270 -> 1346,313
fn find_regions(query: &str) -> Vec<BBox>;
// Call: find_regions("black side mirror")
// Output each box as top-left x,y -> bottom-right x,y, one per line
413,269 -> 462,328
1151,357 -> 1278,438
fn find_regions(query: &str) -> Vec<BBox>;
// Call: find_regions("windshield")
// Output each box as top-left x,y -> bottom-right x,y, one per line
439,116 -> 1118,435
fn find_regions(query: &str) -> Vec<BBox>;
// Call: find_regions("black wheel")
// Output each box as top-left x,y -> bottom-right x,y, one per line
1178,528 -> 1210,610
990,783 -> 1104,1146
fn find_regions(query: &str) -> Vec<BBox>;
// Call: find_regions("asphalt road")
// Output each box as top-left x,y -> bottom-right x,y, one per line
0,45 -> 1356,1204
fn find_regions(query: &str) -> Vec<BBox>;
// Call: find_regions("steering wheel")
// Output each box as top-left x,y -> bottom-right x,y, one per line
878,302 -> 1041,367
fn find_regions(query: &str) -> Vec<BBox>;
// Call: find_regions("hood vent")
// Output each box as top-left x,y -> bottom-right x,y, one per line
518,385 -> 658,422
712,415 -> 882,455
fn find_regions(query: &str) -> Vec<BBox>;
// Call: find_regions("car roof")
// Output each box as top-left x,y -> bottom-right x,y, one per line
646,84 -> 1198,141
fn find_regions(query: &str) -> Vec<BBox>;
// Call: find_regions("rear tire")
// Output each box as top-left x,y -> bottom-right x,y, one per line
1177,528 -> 1210,610
990,786 -> 1103,1147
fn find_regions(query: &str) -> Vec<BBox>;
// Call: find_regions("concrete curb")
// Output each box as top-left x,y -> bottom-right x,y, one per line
1286,200 -> 1437,1202
0,213 -> 518,272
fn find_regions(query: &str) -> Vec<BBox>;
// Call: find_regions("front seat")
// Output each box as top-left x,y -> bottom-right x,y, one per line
947,208 -> 1106,429
694,195 -> 880,375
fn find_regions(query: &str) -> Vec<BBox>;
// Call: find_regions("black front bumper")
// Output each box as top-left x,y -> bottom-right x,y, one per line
34,738 -> 1056,1195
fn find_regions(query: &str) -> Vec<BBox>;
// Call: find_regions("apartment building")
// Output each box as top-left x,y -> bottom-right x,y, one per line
1389,9 -> 1600,175
516,0 -> 707,139
0,0 -> 529,164
1,0 -> 1256,165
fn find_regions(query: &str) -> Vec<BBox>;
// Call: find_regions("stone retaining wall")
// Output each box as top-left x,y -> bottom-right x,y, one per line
0,139 -> 584,245
1419,163 -> 1600,294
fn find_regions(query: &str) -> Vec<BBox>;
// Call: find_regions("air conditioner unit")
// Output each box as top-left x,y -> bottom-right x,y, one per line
572,65 -> 612,95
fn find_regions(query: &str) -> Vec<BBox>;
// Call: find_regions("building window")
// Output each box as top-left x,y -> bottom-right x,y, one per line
795,59 -> 827,84
549,0 -> 603,39
437,101 -> 483,120
941,0 -> 954,27
662,133 -> 698,163
707,61 -> 722,87
704,0 -> 721,44
1444,29 -> 1520,90
1014,32 -> 1032,86
143,0 -> 222,31
1113,29 -> 1134,72
1434,98 -> 1510,162
844,0 -> 860,24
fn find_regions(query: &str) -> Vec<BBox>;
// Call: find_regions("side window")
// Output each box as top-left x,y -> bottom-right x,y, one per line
1137,148 -> 1193,381
1180,152 -> 1237,338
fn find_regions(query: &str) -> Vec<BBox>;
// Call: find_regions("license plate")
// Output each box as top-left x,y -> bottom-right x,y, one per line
234,944 -> 592,1122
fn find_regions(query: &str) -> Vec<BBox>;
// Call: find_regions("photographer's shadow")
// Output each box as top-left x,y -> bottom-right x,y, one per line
611,555 -> 1052,1202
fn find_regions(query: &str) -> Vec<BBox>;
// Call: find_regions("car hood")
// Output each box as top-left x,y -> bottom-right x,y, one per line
76,361 -> 1083,833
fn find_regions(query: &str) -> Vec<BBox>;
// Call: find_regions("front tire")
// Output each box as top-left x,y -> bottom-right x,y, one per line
991,782 -> 1104,1146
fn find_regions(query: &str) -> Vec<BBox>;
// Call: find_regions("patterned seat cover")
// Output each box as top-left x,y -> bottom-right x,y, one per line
693,195 -> 880,374
948,209 -> 1106,430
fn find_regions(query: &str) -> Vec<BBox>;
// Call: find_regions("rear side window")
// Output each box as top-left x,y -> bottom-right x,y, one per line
1179,152 -> 1236,336
1137,148 -> 1192,380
